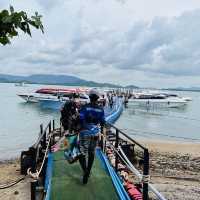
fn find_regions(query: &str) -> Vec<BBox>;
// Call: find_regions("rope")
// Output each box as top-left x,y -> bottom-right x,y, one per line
27,132 -> 53,180
106,141 -> 167,200
118,146 -> 167,200
0,132 -> 53,189
107,142 -> 143,181
142,175 -> 150,183
0,177 -> 25,189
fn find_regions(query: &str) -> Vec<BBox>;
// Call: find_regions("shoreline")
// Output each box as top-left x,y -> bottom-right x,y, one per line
140,139 -> 200,156
1,138 -> 199,162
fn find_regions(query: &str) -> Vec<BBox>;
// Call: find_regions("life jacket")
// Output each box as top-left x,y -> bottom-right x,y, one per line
125,182 -> 142,200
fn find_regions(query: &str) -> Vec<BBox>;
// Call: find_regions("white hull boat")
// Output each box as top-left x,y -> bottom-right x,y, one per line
17,88 -> 89,103
128,97 -> 187,108
17,93 -> 58,103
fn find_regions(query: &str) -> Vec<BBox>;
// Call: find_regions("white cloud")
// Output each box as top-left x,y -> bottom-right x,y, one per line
1,0 -> 200,87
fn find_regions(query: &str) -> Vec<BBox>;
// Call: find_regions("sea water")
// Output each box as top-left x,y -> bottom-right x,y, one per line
0,83 -> 200,160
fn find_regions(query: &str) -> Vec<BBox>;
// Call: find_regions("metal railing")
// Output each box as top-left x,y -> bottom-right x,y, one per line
104,122 -> 150,200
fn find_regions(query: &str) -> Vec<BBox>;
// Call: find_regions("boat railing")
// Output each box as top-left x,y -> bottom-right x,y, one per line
104,122 -> 149,200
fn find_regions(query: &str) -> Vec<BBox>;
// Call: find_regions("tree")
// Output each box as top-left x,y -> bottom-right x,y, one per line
0,6 -> 44,45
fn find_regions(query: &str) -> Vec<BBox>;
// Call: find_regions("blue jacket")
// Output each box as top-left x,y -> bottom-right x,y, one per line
79,103 -> 105,136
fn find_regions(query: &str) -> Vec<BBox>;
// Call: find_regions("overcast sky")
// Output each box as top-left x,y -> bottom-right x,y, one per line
1,0 -> 200,87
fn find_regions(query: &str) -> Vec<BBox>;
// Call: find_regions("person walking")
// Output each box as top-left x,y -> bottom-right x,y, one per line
78,89 -> 105,184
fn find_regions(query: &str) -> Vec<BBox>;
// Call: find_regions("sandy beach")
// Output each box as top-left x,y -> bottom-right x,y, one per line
0,159 -> 30,200
0,140 -> 199,200
142,139 -> 200,156
142,140 -> 200,200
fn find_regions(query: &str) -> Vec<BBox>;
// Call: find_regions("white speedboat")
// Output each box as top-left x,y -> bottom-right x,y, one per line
128,93 -> 188,108
17,88 -> 62,103
15,82 -> 26,87
17,88 -> 89,103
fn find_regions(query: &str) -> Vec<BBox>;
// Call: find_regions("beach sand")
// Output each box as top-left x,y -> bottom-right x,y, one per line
0,159 -> 30,200
142,139 -> 200,156
141,140 -> 200,200
0,140 -> 199,200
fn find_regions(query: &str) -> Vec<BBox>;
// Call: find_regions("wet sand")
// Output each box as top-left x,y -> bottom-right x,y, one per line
0,141 -> 199,200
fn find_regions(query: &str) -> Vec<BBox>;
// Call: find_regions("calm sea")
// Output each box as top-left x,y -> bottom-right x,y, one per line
0,83 -> 200,160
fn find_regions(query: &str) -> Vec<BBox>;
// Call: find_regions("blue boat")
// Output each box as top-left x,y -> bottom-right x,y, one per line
39,98 -> 65,110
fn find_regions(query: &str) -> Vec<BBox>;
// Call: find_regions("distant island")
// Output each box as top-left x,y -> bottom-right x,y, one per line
0,74 -> 139,89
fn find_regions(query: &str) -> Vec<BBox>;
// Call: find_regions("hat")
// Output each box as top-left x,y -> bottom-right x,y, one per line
88,89 -> 100,100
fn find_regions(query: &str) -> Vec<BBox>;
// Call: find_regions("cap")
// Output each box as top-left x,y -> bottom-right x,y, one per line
88,88 -> 100,100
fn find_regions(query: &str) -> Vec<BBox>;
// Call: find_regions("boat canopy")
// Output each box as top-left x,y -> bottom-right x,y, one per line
36,88 -> 88,95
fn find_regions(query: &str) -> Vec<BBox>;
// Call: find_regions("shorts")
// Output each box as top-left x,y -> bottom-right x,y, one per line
79,131 -> 99,156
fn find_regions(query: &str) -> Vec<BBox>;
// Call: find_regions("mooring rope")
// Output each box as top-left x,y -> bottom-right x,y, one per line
0,177 -> 25,189
106,140 -> 167,200
0,132 -> 53,189
27,132 -> 53,179
118,146 -> 167,200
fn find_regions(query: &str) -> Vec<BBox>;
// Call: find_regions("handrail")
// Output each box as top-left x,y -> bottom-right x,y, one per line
104,122 -> 150,200
107,122 -> 147,150
33,121 -> 51,148
119,147 -> 167,200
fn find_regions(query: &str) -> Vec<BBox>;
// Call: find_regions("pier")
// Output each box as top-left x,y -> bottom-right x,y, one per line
20,118 -> 153,200
19,98 -> 166,200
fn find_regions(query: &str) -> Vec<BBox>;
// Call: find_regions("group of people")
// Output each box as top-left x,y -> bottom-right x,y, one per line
60,89 -> 105,185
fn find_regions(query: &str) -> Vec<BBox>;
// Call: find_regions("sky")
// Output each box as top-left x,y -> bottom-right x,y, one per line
1,0 -> 200,87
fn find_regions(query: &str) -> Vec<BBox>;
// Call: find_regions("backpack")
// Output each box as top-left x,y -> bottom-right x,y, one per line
61,101 -> 80,131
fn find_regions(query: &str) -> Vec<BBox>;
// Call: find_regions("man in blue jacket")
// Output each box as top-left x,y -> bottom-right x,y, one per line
79,89 -> 105,184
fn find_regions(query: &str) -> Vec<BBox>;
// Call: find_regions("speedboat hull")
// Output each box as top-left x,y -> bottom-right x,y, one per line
128,98 -> 187,108
39,99 -> 66,110
17,94 -> 58,103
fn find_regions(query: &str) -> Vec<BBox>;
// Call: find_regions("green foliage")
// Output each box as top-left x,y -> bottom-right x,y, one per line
0,6 -> 44,45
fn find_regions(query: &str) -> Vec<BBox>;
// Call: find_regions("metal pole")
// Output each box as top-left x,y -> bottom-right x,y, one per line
43,131 -> 47,149
40,124 -> 43,136
60,120 -> 62,137
31,180 -> 37,200
49,121 -> 51,134
53,119 -> 55,130
143,148 -> 149,200
115,129 -> 119,172
100,125 -> 104,150
49,136 -> 52,152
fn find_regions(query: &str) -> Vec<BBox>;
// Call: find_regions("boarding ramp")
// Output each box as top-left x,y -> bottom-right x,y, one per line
20,98 -> 166,200
50,150 -> 119,200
